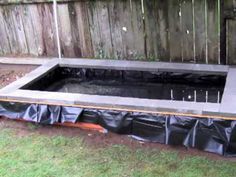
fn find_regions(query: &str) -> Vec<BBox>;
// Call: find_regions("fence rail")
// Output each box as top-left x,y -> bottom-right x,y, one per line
0,0 -> 235,64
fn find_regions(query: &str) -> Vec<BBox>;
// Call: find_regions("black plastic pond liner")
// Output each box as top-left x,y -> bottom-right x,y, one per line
22,67 -> 226,103
1,101 -> 236,156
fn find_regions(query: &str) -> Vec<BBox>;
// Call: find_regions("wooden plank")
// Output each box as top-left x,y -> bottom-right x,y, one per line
129,0 -> 145,60
12,6 -> 29,54
143,0 -> 158,60
96,0 -> 113,58
194,0 -> 206,63
68,2 -> 82,57
206,0 -> 220,64
58,3 -> 76,57
226,20 -> 236,64
2,6 -> 20,54
181,0 -> 194,63
38,3 -> 57,56
0,7 -> 11,55
168,0 -> 183,62
154,0 -> 169,61
107,0 -> 124,59
144,0 -> 169,61
71,1 -> 93,58
20,4 -> 40,56
87,0 -> 103,58
29,4 -> 45,56
118,0 -> 134,59
0,6 -> 23,55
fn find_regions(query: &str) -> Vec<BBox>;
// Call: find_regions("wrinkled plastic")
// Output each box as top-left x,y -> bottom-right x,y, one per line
22,67 -> 226,103
0,101 -> 236,156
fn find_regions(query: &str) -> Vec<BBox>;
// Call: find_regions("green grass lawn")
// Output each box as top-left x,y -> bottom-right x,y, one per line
0,127 -> 235,177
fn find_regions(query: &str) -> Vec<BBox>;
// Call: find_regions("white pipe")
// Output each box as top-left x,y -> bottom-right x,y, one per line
194,90 -> 197,102
53,0 -> 62,59
171,89 -> 173,101
217,91 -> 220,103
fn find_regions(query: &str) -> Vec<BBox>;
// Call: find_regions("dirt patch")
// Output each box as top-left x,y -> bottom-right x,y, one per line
0,64 -> 37,89
0,63 -> 235,161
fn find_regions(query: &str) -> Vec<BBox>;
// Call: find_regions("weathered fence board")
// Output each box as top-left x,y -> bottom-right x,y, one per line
227,20 -> 236,64
58,3 -> 75,57
97,1 -> 113,58
225,0 -> 236,64
2,6 -> 20,54
0,7 -> 11,54
194,0 -> 207,63
168,0 -> 182,62
0,0 -> 235,65
144,0 -> 169,61
181,0 -> 194,63
70,1 -> 93,58
41,4 -> 58,56
108,0 -> 124,59
207,0 -> 220,64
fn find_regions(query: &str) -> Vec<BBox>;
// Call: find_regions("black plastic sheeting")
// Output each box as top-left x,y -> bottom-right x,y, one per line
22,67 -> 226,103
0,101 -> 236,156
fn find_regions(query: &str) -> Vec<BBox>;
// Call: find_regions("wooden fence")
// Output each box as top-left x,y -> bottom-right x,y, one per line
0,0 -> 235,64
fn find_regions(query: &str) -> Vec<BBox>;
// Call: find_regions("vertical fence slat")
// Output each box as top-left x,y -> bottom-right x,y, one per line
130,0 -> 145,60
107,0 -> 124,59
87,0 -> 113,59
206,0 -> 220,64
0,7 -> 11,55
168,0 -> 182,62
144,0 -> 169,61
21,5 -> 39,56
68,2 -> 82,57
71,1 -> 93,58
39,4 -> 57,56
227,20 -> 236,64
181,0 -> 194,63
144,0 -> 158,60
12,6 -> 29,55
96,0 -> 113,58
30,4 -> 44,56
157,0 -> 170,61
87,1 -> 102,58
58,3 -> 75,57
119,0 -> 135,59
194,0 -> 206,63
2,6 -> 20,54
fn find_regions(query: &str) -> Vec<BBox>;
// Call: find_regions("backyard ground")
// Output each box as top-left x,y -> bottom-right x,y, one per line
0,64 -> 236,177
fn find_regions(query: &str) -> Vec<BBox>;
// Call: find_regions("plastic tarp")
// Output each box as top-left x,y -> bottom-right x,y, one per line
0,101 -> 236,156
22,67 -> 226,103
